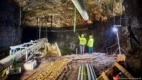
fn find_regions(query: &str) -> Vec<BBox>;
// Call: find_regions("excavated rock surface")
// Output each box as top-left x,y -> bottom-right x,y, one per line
19,0 -> 124,27
122,0 -> 142,77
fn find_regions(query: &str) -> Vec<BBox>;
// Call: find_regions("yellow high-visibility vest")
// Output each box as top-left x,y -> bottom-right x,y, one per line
87,38 -> 94,47
78,36 -> 87,45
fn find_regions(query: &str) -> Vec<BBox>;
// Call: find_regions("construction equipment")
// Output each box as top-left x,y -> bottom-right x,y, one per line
112,0 -> 126,62
0,38 -> 48,73
46,42 -> 61,57
0,38 -> 62,73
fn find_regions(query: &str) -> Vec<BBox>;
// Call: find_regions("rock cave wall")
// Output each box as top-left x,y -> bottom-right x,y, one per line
21,18 -> 120,55
0,0 -> 21,58
44,19 -> 117,55
123,0 -> 142,77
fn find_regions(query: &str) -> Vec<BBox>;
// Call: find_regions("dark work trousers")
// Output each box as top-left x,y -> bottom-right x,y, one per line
88,47 -> 93,53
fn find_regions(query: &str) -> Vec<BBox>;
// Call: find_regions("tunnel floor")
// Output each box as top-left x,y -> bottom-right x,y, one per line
4,53 -> 116,80
58,53 -> 116,80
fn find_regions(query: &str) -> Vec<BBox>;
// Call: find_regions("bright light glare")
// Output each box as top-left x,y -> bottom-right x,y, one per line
112,27 -> 118,32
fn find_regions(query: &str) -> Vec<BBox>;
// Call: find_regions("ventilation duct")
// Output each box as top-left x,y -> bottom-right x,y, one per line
72,0 -> 89,20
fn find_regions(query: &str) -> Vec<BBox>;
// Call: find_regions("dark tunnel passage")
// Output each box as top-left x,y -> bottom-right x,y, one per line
0,0 -> 20,58
22,27 -> 57,43
22,27 -> 38,42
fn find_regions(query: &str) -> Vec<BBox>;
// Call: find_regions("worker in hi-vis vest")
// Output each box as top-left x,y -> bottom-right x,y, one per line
78,34 -> 87,54
87,35 -> 94,53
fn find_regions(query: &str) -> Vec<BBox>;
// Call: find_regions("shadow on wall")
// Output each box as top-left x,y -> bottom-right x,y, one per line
22,27 -> 38,43
47,31 -> 56,44
0,0 -> 20,57
22,27 -> 57,43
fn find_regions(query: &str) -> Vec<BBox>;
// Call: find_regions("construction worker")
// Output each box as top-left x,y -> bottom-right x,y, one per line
87,35 -> 94,53
78,34 -> 87,54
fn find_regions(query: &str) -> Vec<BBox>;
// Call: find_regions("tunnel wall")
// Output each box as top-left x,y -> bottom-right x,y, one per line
21,18 -> 118,55
123,0 -> 142,77
0,0 -> 21,58
45,20 -> 117,55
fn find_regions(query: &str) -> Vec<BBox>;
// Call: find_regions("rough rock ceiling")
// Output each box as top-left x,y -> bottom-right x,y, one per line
19,0 -> 125,27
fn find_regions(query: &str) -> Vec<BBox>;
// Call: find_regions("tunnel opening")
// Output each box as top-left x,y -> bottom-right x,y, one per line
22,27 -> 38,43
0,0 -> 20,59
22,27 -> 57,43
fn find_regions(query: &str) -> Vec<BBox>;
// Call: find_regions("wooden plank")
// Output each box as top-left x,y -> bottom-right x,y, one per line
105,65 -> 115,74
114,62 -> 134,79
102,72 -> 109,80
96,66 -> 115,80
23,71 -> 37,80
96,76 -> 102,80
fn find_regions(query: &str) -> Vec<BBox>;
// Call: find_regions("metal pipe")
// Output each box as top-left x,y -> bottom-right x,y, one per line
116,31 -> 122,54
77,65 -> 81,80
90,65 -> 97,79
76,48 -> 78,55
86,64 -> 91,80
83,65 -> 88,80
78,64 -> 97,80
0,38 -> 47,72
39,22 -> 41,39
81,65 -> 83,80
88,64 -> 95,80
71,0 -> 89,20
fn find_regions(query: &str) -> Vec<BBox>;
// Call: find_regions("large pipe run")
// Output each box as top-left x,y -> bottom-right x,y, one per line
0,38 -> 48,72
78,64 -> 97,80
72,0 -> 89,20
